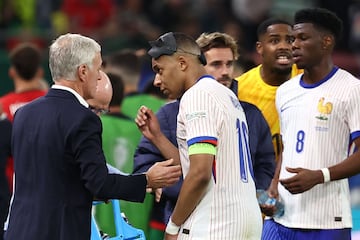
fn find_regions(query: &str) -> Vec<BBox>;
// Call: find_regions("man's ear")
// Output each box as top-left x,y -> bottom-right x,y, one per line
77,64 -> 87,81
322,35 -> 334,51
36,67 -> 44,78
178,55 -> 188,71
256,41 -> 263,55
8,66 -> 16,79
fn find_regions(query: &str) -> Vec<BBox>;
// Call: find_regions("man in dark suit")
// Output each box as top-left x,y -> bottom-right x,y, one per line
4,33 -> 181,240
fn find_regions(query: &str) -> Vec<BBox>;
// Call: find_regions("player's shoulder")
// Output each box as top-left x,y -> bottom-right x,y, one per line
235,65 -> 260,81
335,68 -> 360,85
278,73 -> 302,91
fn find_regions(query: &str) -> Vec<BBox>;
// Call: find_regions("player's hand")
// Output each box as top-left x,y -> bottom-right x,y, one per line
259,203 -> 277,217
267,179 -> 279,199
279,167 -> 323,194
146,159 -> 182,189
164,232 -> 179,240
146,188 -> 163,202
154,188 -> 163,202
135,105 -> 162,141
260,180 -> 279,216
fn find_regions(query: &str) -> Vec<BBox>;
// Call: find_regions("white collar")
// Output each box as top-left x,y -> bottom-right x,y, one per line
51,85 -> 89,108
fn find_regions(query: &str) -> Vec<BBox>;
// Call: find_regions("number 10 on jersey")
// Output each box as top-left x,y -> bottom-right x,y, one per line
237,119 -> 254,183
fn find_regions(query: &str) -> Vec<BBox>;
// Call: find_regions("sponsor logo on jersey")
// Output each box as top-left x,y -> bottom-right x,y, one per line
186,111 -> 207,121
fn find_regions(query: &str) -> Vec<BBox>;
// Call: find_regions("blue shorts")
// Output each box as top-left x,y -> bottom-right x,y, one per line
261,219 -> 351,240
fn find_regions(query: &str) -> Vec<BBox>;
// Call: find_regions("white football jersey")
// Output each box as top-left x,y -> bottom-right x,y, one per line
176,75 -> 262,239
275,67 -> 360,229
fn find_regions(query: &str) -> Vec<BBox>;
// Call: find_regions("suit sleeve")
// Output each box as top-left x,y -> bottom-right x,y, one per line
73,112 -> 146,202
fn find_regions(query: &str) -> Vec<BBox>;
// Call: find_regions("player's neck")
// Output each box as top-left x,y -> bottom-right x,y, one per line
14,78 -> 44,93
260,66 -> 290,86
302,62 -> 334,85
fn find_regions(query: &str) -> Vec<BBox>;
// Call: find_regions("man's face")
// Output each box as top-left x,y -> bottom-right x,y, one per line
257,24 -> 294,74
204,48 -> 234,88
152,55 -> 184,99
84,52 -> 102,100
292,23 -> 325,70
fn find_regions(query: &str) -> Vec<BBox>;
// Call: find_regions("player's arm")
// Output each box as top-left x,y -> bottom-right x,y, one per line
280,137 -> 360,194
165,143 -> 215,235
261,142 -> 282,216
328,137 -> 360,181
135,105 -> 180,165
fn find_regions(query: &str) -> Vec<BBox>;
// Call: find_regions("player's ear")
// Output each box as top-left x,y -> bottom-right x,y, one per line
322,35 -> 334,51
256,41 -> 263,55
8,66 -> 16,79
178,55 -> 188,71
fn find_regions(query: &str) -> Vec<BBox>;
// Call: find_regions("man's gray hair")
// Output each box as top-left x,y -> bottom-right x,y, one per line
49,33 -> 101,82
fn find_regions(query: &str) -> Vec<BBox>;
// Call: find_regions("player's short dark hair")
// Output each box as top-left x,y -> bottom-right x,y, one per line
9,43 -> 42,81
294,8 -> 343,42
257,18 -> 292,39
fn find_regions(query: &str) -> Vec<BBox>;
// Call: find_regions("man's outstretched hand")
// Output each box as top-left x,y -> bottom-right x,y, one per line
146,158 -> 182,189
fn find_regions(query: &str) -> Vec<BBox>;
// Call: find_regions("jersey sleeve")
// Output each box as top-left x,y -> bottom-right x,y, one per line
348,84 -> 360,141
181,89 -> 220,147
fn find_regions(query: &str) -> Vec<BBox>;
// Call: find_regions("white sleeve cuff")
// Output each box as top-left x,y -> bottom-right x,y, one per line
321,168 -> 331,183
165,218 -> 180,235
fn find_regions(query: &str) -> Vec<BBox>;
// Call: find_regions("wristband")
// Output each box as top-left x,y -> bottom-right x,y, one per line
321,168 -> 331,183
165,218 -> 180,235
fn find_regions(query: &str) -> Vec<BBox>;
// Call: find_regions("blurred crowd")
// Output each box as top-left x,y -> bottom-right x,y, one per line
0,0 -> 357,53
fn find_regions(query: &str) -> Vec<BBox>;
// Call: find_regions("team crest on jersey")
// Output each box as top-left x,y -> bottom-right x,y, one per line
315,97 -> 333,121
315,97 -> 333,132
230,95 -> 242,110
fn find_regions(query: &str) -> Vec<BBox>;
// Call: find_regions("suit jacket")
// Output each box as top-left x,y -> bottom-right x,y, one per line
5,89 -> 147,240
0,115 -> 11,240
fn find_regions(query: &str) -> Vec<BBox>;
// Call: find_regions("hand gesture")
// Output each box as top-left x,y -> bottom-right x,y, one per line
146,188 -> 163,202
146,159 -> 182,189
279,167 -> 323,194
135,105 -> 162,141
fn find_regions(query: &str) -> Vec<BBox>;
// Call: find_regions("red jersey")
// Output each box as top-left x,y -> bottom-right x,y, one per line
0,89 -> 46,191
0,90 -> 46,122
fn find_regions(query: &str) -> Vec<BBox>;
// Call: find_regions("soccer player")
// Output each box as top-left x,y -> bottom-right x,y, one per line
236,18 -> 302,160
262,8 -> 360,240
136,32 -> 262,239
133,32 -> 274,239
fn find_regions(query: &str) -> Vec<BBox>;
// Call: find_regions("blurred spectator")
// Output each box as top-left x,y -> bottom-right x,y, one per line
61,0 -> 115,36
0,43 -> 47,193
229,0 -> 273,51
269,0 -> 316,21
103,49 -> 166,119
